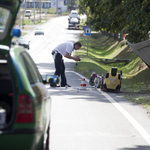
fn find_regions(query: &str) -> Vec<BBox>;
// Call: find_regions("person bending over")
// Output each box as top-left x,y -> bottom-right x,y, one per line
52,41 -> 82,87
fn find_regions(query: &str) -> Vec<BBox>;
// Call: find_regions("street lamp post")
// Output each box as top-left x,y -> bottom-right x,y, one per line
40,0 -> 41,22
19,7 -> 21,28
34,0 -> 35,24
56,0 -> 58,16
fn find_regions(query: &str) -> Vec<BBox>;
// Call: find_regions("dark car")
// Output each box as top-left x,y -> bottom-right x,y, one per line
69,17 -> 80,24
68,18 -> 80,30
0,0 -> 51,150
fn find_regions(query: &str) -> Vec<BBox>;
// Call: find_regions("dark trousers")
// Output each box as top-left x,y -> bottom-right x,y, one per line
54,53 -> 67,86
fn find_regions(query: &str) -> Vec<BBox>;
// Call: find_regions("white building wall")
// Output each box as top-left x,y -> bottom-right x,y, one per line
61,6 -> 67,13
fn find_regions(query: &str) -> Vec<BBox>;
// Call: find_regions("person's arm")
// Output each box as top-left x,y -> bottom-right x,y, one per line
65,52 -> 80,61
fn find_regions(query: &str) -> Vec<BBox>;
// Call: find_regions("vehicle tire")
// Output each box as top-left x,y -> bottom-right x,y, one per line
45,125 -> 50,150
100,79 -> 103,89
40,137 -> 44,150
49,78 -> 56,87
41,124 -> 50,150
116,85 -> 120,92
89,77 -> 95,86
95,77 -> 101,88
103,84 -> 107,91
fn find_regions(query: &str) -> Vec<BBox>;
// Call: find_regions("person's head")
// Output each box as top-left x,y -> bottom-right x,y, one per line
74,42 -> 82,50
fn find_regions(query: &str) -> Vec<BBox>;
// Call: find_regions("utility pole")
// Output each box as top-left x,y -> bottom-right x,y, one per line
40,0 -> 41,22
25,0 -> 26,12
19,7 -> 21,28
34,0 -> 35,24
56,0 -> 58,16
22,0 -> 26,28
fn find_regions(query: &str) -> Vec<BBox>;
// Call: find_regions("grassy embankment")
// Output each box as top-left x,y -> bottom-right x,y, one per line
75,29 -> 150,110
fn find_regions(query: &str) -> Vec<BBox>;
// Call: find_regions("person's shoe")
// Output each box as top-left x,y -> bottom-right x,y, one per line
55,85 -> 60,87
50,85 -> 60,87
66,84 -> 71,87
61,84 -> 71,87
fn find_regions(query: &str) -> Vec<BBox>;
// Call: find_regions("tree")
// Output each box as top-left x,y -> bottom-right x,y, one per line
78,0 -> 150,43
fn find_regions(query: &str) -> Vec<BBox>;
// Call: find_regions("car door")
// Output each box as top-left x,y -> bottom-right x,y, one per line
19,51 -> 50,130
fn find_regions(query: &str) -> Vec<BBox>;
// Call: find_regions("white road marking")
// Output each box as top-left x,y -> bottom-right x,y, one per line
73,71 -> 150,145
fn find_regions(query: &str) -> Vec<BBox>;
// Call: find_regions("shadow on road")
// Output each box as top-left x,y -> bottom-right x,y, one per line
119,145 -> 150,150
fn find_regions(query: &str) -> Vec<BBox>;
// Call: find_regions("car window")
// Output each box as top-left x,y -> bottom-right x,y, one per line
19,52 -> 42,84
0,7 -> 10,40
0,7 -> 9,33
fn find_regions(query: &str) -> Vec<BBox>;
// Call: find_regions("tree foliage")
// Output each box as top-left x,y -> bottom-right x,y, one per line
78,0 -> 150,43
67,0 -> 78,7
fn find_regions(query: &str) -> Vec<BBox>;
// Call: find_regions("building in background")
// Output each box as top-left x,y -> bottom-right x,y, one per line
50,0 -> 67,13
21,0 -> 51,8
21,0 -> 67,13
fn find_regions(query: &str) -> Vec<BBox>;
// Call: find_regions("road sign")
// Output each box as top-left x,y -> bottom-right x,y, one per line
83,25 -> 88,30
51,0 -> 64,8
84,27 -> 91,36
82,32 -> 88,37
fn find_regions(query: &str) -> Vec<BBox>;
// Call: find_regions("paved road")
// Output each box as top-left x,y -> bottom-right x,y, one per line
27,16 -> 150,150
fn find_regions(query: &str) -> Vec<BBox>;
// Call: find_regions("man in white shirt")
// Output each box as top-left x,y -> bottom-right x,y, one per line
52,41 -> 82,87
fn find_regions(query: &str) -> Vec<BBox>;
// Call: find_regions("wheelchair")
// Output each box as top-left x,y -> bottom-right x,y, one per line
102,67 -> 122,92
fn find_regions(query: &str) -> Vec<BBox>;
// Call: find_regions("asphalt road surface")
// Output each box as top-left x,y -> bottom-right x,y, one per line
26,16 -> 150,150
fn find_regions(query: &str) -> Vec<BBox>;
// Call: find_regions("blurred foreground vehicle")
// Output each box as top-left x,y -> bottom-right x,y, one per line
0,0 -> 51,150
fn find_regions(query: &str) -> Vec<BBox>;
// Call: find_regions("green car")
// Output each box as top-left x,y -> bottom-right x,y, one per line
0,0 -> 51,150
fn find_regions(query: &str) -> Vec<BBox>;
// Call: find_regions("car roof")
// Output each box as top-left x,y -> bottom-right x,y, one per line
71,10 -> 78,12
0,0 -> 23,47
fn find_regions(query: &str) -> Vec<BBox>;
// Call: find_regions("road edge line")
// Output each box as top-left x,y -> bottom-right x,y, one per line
73,71 -> 150,145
